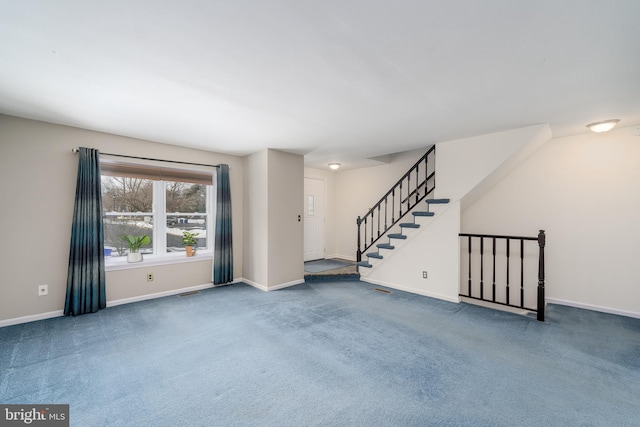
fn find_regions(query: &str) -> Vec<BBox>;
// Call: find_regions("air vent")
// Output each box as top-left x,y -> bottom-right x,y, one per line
178,291 -> 201,297
373,288 -> 391,294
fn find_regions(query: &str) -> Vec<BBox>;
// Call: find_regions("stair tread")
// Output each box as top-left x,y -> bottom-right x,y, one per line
400,223 -> 420,228
357,261 -> 372,268
426,198 -> 450,204
388,233 -> 407,239
377,243 -> 395,250
413,211 -> 435,217
367,252 -> 383,259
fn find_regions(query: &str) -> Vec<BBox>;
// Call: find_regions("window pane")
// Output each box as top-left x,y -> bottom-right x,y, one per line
165,181 -> 206,213
166,181 -> 208,252
103,214 -> 154,257
102,176 -> 153,213
102,176 -> 154,257
308,195 -> 314,215
166,215 -> 207,253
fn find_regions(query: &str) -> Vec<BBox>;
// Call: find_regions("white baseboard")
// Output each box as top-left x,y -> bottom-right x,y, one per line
242,278 -> 304,292
546,298 -> 640,319
360,277 -> 460,304
0,310 -> 64,328
326,254 -> 356,262
107,282 -> 218,307
242,278 -> 267,291
0,281 -> 240,328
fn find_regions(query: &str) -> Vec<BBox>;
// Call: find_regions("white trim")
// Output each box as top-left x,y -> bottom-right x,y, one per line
242,278 -> 305,292
0,280 -> 245,328
268,279 -> 305,291
153,180 -> 165,255
326,254 -> 356,262
106,282 -> 217,307
360,277 -> 461,304
0,310 -> 64,328
242,278 -> 267,291
546,298 -> 640,319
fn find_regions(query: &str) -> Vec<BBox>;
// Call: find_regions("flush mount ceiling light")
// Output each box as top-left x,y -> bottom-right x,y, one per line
328,163 -> 341,170
586,119 -> 620,133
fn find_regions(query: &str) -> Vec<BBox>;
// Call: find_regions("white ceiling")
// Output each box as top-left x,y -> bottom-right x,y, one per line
1,0 -> 640,170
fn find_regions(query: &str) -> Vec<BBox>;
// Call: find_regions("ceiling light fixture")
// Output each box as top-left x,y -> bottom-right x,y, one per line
586,119 -> 620,133
328,163 -> 341,170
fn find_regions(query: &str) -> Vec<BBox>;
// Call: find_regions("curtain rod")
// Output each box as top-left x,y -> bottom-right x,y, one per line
71,148 -> 220,168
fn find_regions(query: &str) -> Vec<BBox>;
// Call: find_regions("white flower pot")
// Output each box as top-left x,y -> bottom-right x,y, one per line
127,252 -> 143,263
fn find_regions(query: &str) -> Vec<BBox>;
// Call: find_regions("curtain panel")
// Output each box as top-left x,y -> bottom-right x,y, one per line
213,164 -> 233,284
65,147 -> 106,315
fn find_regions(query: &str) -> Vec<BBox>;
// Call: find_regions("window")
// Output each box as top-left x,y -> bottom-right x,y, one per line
101,161 -> 214,263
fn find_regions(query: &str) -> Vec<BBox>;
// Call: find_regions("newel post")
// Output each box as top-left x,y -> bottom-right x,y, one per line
537,230 -> 546,321
356,216 -> 362,262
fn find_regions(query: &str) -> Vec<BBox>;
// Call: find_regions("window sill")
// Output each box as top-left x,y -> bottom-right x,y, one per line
105,251 -> 213,271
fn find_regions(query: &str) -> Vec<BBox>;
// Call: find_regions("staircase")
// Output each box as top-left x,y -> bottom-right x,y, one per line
357,198 -> 450,269
352,127 -> 550,317
356,146 -> 437,264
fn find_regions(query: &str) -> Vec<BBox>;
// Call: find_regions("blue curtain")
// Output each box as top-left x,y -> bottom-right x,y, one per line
64,147 -> 106,315
213,164 -> 233,284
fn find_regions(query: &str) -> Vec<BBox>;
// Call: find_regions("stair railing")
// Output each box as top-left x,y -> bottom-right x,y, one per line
458,230 -> 546,321
356,146 -> 436,262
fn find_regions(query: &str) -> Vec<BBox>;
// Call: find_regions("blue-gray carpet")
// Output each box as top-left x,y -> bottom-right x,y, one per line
304,259 -> 352,273
1,281 -> 639,426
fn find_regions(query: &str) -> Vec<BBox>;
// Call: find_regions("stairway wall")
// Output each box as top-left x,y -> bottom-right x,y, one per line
462,125 -> 640,317
361,125 -> 552,302
361,201 -> 461,302
334,148 -> 429,259
435,124 -> 552,203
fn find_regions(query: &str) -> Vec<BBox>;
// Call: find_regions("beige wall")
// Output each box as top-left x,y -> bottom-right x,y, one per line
3,112 -> 637,323
359,126 -> 549,303
333,148 -> 429,259
361,201 -> 461,302
243,149 -> 304,290
0,115 -> 244,322
267,150 -> 304,287
242,150 -> 269,286
436,125 -> 551,204
462,125 -> 640,316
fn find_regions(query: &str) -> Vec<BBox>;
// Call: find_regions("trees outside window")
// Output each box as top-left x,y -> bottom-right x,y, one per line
101,174 -> 212,258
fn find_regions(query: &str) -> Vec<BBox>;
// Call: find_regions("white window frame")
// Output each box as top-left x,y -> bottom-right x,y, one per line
103,172 -> 215,271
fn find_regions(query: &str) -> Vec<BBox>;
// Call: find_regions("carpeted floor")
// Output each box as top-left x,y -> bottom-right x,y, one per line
1,280 -> 639,426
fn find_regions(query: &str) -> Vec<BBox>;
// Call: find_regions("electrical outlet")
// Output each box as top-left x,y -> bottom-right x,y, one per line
422,271 -> 428,279
147,273 -> 154,282
38,284 -> 48,296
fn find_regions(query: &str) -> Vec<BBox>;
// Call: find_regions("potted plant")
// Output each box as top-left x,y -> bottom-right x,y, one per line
120,234 -> 150,263
182,231 -> 199,257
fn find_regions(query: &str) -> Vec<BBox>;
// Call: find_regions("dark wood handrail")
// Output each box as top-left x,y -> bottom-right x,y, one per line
357,146 -> 436,261
459,230 -> 546,321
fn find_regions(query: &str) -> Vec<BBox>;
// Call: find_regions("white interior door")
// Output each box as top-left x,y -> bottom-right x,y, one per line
304,177 -> 325,261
